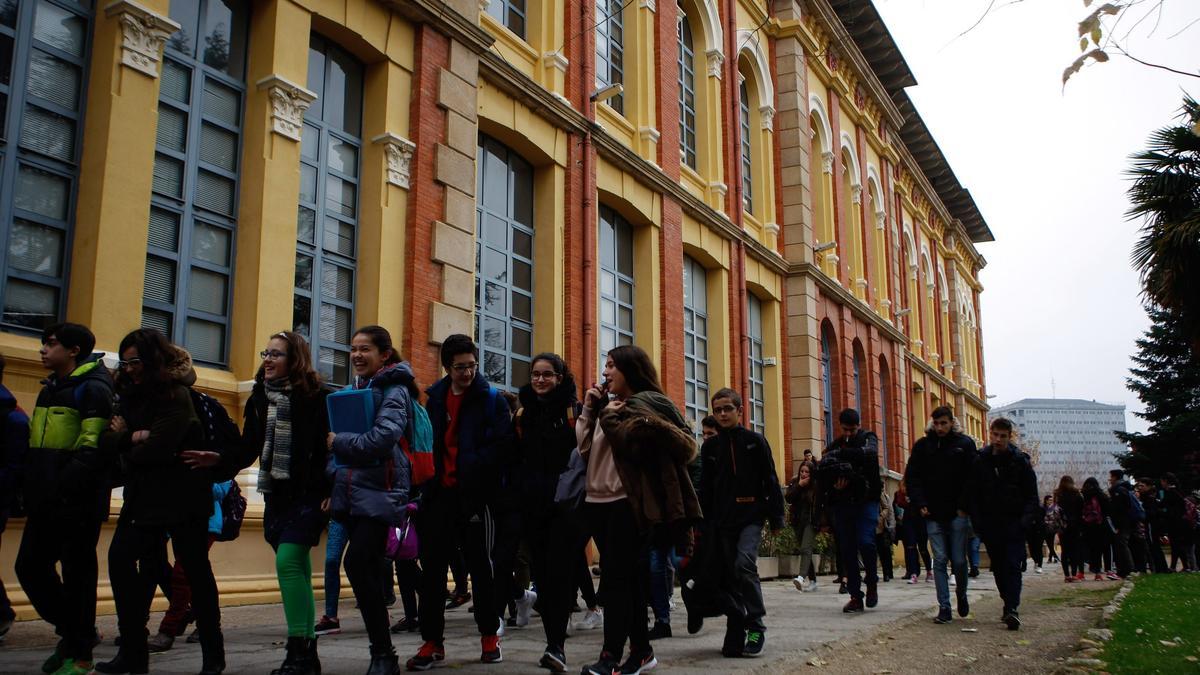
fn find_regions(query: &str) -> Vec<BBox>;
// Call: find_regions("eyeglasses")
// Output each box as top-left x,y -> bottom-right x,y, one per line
530,371 -> 559,381
712,405 -> 738,414
451,362 -> 478,373
260,350 -> 288,360
117,358 -> 142,369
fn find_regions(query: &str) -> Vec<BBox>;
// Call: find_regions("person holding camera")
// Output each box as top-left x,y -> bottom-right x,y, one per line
818,409 -> 883,614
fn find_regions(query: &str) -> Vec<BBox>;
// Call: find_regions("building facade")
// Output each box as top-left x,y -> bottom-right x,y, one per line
989,399 -> 1128,497
0,0 -> 990,615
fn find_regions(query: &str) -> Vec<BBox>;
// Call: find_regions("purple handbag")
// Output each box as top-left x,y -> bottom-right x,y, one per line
386,505 -> 419,561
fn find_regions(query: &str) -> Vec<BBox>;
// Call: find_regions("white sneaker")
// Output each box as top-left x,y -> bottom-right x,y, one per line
806,579 -> 818,592
949,575 -> 956,586
1035,567 -> 1044,574
574,608 -> 603,631
792,576 -> 805,592
907,574 -> 919,584
515,589 -> 537,628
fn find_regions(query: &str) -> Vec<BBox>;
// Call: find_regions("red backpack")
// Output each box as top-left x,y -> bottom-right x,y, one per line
1082,496 -> 1103,525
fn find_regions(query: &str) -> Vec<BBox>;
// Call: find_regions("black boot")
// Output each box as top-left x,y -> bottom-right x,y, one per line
93,645 -> 150,675
364,645 -> 400,675
305,637 -> 322,675
272,636 -> 321,675
270,636 -> 303,675
198,631 -> 226,675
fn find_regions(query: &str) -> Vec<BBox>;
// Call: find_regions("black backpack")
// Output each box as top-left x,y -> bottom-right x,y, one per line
189,389 -> 241,454
216,480 -> 247,542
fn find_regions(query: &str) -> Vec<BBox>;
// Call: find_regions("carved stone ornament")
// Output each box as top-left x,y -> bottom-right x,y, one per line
639,126 -> 661,144
479,0 -> 491,12
256,75 -> 318,142
851,183 -> 863,204
822,151 -> 834,174
706,49 -> 724,79
543,51 -> 569,73
764,221 -> 780,236
759,105 -> 775,132
875,211 -> 886,230
104,0 -> 180,78
372,133 -> 417,189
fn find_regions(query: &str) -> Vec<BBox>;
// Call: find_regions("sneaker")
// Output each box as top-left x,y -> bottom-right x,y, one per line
540,645 -> 567,673
391,616 -> 419,633
406,641 -> 446,671
1035,566 -> 1044,574
1094,574 -> 1104,581
969,566 -> 980,578
949,575 -> 956,587
933,608 -> 953,624
925,572 -> 933,582
842,597 -> 864,613
516,589 -> 538,628
647,622 -> 671,640
185,627 -> 200,643
1075,572 -> 1085,581
957,593 -> 970,618
1003,611 -> 1021,631
481,635 -> 502,663
618,648 -> 656,674
446,592 -> 471,610
1105,572 -> 1121,581
314,616 -> 341,636
580,651 -> 620,675
865,583 -> 878,609
806,578 -> 818,592
1065,576 -> 1077,583
51,659 -> 92,675
837,581 -> 848,595
907,574 -> 919,584
743,631 -> 765,657
792,576 -> 806,592
686,607 -> 703,635
575,608 -> 603,631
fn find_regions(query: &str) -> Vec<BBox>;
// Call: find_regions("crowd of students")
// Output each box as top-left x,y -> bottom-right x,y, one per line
0,323 -> 1197,675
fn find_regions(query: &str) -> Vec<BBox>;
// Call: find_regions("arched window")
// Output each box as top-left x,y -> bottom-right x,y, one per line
852,341 -> 864,413
476,134 -> 534,390
879,356 -> 891,468
595,0 -> 624,115
598,205 -> 634,373
739,77 -> 752,214
677,12 -> 696,169
747,293 -> 765,435
820,321 -> 837,445
683,255 -> 708,429
809,110 -> 835,273
0,0 -> 94,330
293,34 -> 363,385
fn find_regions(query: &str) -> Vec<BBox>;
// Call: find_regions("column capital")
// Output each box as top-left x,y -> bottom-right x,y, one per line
706,49 -> 724,79
256,75 -> 318,142
372,132 -> 417,189
759,104 -> 775,132
103,0 -> 180,78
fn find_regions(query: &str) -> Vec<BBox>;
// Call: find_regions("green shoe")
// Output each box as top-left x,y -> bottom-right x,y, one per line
51,658 -> 93,675
41,647 -> 64,673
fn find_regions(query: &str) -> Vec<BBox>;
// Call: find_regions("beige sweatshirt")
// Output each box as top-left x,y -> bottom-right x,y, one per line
577,407 -> 626,503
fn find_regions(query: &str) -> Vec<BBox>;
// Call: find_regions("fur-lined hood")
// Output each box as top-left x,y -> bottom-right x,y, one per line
166,347 -> 197,387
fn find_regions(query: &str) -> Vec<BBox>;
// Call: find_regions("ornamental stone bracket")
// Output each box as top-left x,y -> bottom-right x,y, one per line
372,132 -> 417,189
639,126 -> 661,144
706,49 -> 724,79
759,105 -> 775,132
822,151 -> 834,174
543,51 -> 569,74
763,221 -> 780,236
256,75 -> 317,142
851,183 -> 863,204
639,0 -> 656,11
875,212 -> 886,230
104,0 -> 180,79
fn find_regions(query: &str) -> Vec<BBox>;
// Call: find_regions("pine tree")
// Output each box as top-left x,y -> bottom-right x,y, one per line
1115,305 -> 1200,488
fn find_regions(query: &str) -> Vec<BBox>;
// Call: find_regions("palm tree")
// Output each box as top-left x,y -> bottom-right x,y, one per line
1127,96 -> 1200,346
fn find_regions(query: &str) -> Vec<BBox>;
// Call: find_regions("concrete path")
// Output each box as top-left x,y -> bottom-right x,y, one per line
0,573 -> 998,674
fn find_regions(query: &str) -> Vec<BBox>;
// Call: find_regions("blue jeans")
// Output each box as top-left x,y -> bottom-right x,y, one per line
927,516 -> 969,611
969,536 -> 981,569
647,544 -> 675,624
324,519 -> 349,618
832,502 -> 880,600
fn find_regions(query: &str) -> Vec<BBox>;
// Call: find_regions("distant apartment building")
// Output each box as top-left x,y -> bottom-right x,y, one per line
989,399 -> 1128,496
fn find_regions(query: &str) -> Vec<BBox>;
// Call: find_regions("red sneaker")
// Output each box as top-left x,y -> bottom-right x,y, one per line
481,635 -> 502,664
405,642 -> 445,671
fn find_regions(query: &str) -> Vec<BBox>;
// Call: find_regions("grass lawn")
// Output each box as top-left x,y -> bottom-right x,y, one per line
1102,573 -> 1200,673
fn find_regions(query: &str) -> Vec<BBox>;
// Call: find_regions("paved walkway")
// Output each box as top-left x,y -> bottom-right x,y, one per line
0,573 -> 999,674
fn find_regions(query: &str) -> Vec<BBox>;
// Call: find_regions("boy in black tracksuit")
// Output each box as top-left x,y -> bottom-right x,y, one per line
968,417 -> 1037,630
698,388 -> 783,658
17,324 -> 114,674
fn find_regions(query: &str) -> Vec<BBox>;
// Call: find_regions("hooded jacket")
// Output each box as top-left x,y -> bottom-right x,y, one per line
101,349 -> 207,527
424,370 -> 512,509
968,443 -> 1039,536
903,429 -> 977,523
820,429 -> 883,506
513,376 -> 580,513
1108,481 -> 1135,530
0,384 -> 29,515
698,424 -> 784,531
25,353 -> 115,520
328,362 -> 414,523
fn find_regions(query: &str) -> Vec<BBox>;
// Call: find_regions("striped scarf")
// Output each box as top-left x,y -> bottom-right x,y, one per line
259,378 -> 293,493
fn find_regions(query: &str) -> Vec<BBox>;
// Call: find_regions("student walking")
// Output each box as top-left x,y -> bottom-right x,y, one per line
1137,479 -> 1170,573
1160,473 -> 1197,572
95,330 -> 222,675
903,406 -> 976,624
1025,494 -> 1047,573
1055,476 -> 1087,581
0,353 -> 30,643
17,324 -> 114,675
698,388 -> 784,657
968,418 -> 1038,630
786,460 -> 821,592
820,408 -> 884,614
407,334 -> 512,671
895,482 -> 932,583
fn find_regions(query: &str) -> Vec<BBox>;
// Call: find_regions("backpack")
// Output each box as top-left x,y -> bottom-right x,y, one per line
215,480 -> 247,542
401,398 -> 435,486
1044,504 -> 1065,533
1127,489 -> 1146,524
1082,496 -> 1103,526
189,389 -> 241,454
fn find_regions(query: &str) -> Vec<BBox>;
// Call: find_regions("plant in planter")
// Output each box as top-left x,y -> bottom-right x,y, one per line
813,532 -> 834,575
757,524 -> 780,579
775,505 -> 802,577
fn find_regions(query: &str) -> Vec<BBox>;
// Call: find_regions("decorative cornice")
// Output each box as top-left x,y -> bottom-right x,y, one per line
542,51 -> 569,73
371,132 -> 417,189
639,0 -> 656,11
706,49 -> 724,79
104,0 -> 180,79
759,105 -> 775,132
764,221 -> 780,236
256,75 -> 317,142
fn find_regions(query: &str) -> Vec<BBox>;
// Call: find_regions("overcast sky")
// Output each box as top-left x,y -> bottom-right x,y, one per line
873,0 -> 1199,435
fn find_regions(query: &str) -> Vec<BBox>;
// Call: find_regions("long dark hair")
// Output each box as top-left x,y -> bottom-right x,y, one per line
607,345 -> 663,396
530,352 -> 577,396
1055,475 -> 1079,501
116,329 -> 176,397
255,331 -> 322,396
1082,476 -> 1105,501
353,325 -> 401,366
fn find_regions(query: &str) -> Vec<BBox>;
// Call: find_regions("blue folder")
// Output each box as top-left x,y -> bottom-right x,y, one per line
326,387 -> 375,435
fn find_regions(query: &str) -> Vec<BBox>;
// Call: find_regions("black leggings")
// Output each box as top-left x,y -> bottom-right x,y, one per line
584,499 -> 648,657
1026,531 -> 1044,567
341,516 -> 393,651
394,559 -> 421,621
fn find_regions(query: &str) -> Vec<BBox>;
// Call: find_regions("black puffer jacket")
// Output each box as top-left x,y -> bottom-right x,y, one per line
101,351 -> 206,527
820,430 -> 882,506
904,430 -> 977,522
968,444 -> 1039,535
513,376 -> 579,514
699,425 -> 784,531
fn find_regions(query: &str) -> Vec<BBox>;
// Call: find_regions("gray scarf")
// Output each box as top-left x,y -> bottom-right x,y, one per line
259,378 -> 293,493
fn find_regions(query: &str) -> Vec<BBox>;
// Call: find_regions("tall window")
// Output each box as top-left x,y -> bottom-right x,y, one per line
486,0 -> 526,39
294,35 -> 363,385
820,323 -> 834,445
0,0 -> 92,330
598,205 -> 633,376
476,134 -> 534,391
683,256 -> 708,430
739,77 -> 752,214
676,12 -> 696,169
595,0 -> 624,115
142,0 -> 248,365
879,358 -> 890,468
852,346 -> 863,412
747,293 -> 765,435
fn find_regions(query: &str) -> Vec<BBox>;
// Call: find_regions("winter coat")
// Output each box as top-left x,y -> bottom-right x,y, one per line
877,491 -> 896,535
1108,481 -> 1135,531
904,430 -> 977,523
698,424 -> 784,531
785,474 -> 821,529
225,382 -> 331,509
820,429 -> 883,507
597,391 -> 702,544
328,362 -> 415,524
1056,489 -> 1084,530
513,377 -> 580,514
0,384 -> 29,515
24,354 -> 115,520
101,351 -> 207,527
968,444 -> 1039,536
424,370 -> 513,510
